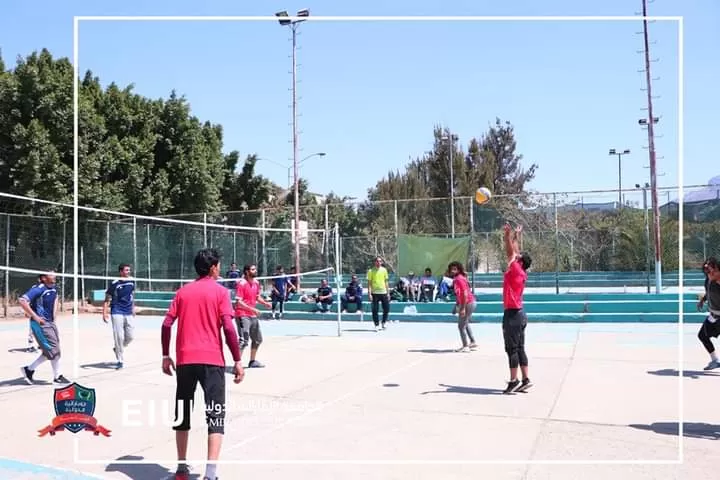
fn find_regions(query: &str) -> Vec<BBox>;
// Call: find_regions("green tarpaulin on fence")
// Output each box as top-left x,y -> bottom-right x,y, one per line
397,234 -> 471,276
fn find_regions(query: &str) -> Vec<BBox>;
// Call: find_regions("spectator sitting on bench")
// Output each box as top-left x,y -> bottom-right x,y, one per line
341,274 -> 363,313
315,278 -> 334,312
418,268 -> 436,302
437,270 -> 453,300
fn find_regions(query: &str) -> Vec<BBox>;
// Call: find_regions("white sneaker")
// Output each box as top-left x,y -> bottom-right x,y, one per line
703,360 -> 720,371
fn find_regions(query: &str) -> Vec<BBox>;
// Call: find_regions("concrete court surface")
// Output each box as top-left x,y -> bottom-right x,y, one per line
0,314 -> 717,480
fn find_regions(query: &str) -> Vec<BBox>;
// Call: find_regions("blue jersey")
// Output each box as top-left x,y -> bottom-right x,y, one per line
225,270 -> 240,289
273,276 -> 287,296
106,279 -> 135,315
21,283 -> 57,323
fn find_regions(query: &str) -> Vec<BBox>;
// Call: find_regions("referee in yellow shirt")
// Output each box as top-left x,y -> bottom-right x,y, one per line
367,256 -> 391,331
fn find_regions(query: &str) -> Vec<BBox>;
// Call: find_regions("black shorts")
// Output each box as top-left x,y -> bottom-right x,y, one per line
173,364 -> 226,434
236,316 -> 262,349
502,308 -> 528,352
701,316 -> 720,338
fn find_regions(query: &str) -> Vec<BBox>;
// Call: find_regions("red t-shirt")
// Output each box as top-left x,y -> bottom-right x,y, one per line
453,274 -> 474,305
161,276 -> 240,366
234,278 -> 260,317
503,260 -> 527,310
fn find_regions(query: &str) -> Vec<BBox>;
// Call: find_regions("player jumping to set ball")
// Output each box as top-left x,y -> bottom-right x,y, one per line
102,263 -> 135,369
501,223 -> 533,394
697,256 -> 720,370
20,270 -> 70,385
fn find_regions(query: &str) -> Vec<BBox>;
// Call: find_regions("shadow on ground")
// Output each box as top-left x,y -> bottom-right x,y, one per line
0,376 -> 50,387
105,455 -> 201,479
420,383 -> 505,395
407,348 -> 457,354
647,368 -> 720,379
629,422 -> 720,440
81,362 -> 118,370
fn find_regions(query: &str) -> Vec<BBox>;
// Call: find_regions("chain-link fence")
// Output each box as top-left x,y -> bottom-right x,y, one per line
2,184 -> 719,314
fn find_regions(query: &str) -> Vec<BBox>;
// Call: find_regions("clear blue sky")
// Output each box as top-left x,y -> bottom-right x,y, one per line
1,0 -> 717,205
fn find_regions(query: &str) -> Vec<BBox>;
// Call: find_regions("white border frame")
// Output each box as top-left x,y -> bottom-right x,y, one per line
72,14 -> 685,466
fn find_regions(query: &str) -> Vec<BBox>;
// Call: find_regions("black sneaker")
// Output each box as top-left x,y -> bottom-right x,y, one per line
502,379 -> 520,394
116,362 -> 123,370
54,375 -> 70,384
20,366 -> 34,385
516,378 -> 533,393
248,360 -> 265,368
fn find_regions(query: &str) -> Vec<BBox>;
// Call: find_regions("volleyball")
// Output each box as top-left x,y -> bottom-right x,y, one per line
474,187 -> 492,205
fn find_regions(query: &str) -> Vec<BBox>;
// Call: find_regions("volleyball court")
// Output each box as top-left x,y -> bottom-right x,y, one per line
0,191 -> 717,480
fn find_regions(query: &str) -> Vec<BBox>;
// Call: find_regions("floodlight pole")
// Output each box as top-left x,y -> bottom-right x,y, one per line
608,148 -> 630,208
442,133 -> 458,238
276,8 -> 310,288
641,0 -> 662,293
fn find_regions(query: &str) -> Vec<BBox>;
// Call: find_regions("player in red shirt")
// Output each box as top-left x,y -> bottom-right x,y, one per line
448,261 -> 477,352
161,248 -> 244,480
501,223 -> 533,394
234,264 -> 272,368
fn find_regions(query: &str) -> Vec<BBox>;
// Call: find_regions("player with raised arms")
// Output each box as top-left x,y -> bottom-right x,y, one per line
501,223 -> 533,394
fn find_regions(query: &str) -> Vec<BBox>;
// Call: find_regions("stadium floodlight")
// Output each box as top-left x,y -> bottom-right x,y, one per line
608,148 -> 631,208
275,11 -> 292,26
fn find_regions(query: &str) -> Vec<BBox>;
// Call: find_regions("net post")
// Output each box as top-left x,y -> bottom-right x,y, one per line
334,222 -> 342,337
469,196 -> 475,292
3,213 -> 9,318
180,229 -> 186,280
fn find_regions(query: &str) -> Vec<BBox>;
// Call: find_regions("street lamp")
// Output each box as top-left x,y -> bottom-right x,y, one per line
276,8 -> 311,287
608,148 -> 631,208
635,182 -> 651,293
441,133 -> 459,238
288,152 -> 326,189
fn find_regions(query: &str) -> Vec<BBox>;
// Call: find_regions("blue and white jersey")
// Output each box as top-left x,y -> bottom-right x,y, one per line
21,283 -> 57,323
106,279 -> 135,315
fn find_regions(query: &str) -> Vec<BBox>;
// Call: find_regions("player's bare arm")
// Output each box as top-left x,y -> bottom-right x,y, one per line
102,294 -> 111,322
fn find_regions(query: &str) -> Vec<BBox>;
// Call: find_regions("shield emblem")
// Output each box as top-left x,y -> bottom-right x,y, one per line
53,383 -> 96,434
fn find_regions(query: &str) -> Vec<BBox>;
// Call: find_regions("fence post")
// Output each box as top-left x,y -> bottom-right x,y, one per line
104,221 -> 110,290
132,217 -> 137,284
4,214 -> 9,318
324,203 -> 330,268
180,230 -> 185,281
80,246 -> 86,306
61,220 -> 66,312
146,224 -> 151,291
261,209 -> 267,276
394,200 -> 399,268
233,231 -> 237,265
554,193 -> 560,295
469,197 -> 475,289
203,213 -> 208,247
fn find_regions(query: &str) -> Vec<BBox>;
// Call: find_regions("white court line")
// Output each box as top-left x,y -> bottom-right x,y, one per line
676,16 -> 685,464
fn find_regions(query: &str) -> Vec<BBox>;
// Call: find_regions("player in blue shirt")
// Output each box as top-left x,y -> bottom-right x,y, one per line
225,262 -> 240,289
20,270 -> 70,385
270,265 -> 289,319
103,263 -> 136,369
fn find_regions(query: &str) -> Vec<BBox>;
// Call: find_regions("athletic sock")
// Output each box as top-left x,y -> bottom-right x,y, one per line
204,463 -> 217,479
50,358 -> 60,378
29,354 -> 46,371
711,352 -> 718,362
